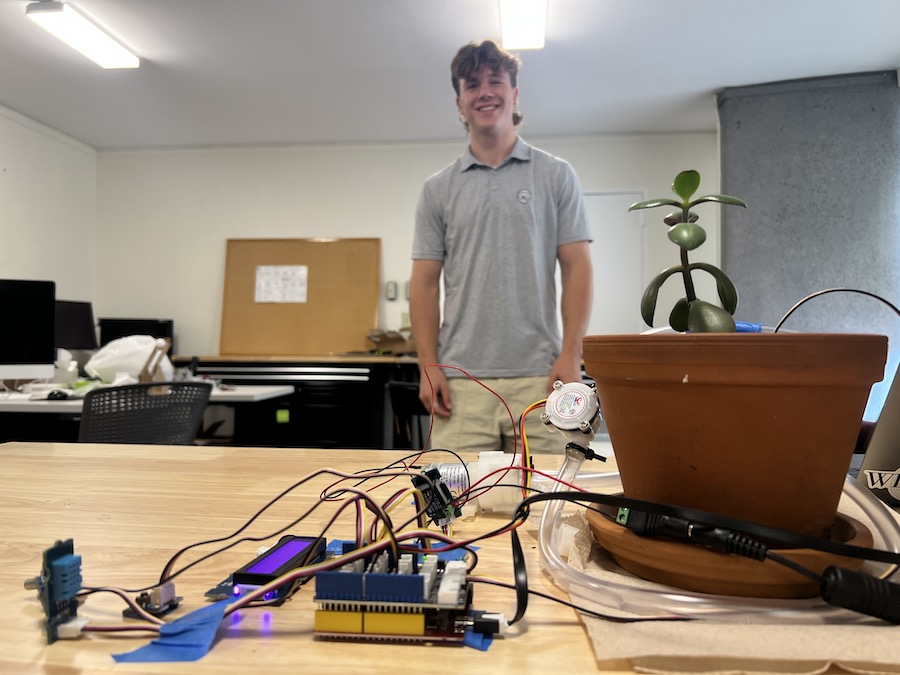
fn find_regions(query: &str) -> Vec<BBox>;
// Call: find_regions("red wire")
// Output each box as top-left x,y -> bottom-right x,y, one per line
421,362 -> 521,455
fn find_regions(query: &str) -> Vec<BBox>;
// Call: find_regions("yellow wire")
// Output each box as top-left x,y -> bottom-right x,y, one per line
374,488 -> 427,541
519,398 -> 546,491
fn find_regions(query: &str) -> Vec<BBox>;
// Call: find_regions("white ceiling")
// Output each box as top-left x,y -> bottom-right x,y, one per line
2,0 -> 900,151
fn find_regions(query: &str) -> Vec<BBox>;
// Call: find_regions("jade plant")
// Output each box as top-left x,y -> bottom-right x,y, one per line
629,169 -> 747,332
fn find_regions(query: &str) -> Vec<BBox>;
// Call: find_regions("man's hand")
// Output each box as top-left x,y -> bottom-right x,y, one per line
548,351 -> 583,391
420,369 -> 453,417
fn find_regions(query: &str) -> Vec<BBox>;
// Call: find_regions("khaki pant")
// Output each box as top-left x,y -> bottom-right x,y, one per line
431,376 -> 569,454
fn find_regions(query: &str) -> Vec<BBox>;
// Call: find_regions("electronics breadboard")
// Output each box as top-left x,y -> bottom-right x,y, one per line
313,553 -> 472,642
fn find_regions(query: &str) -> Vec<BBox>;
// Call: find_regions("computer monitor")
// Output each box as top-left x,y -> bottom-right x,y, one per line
0,279 -> 56,380
55,300 -> 98,350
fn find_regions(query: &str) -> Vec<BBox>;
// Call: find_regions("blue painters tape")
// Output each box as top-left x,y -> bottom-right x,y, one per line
463,627 -> 493,651
112,597 -> 231,663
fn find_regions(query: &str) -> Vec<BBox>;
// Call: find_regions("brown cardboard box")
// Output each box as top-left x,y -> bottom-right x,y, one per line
366,328 -> 416,354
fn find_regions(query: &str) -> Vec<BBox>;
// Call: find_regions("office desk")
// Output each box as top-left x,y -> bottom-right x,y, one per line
0,384 -> 295,413
0,385 -> 295,444
175,355 -> 419,448
0,443 -> 601,674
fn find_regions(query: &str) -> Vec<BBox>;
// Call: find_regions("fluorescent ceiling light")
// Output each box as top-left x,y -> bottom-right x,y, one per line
26,1 -> 139,69
500,0 -> 548,50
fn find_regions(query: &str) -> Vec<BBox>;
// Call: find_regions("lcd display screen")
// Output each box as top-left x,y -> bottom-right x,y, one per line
243,538 -> 312,575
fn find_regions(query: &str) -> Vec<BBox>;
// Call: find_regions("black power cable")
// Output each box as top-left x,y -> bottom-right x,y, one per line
510,491 -> 900,625
774,287 -> 900,333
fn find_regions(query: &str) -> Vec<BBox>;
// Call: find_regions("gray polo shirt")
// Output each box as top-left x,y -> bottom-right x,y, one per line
413,137 -> 591,378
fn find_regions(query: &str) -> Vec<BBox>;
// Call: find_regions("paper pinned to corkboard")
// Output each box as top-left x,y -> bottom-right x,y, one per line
254,265 -> 308,303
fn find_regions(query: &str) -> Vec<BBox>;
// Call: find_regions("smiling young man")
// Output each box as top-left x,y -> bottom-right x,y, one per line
409,39 -> 593,454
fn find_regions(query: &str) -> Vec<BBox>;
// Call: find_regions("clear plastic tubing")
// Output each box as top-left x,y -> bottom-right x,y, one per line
537,448 -> 900,623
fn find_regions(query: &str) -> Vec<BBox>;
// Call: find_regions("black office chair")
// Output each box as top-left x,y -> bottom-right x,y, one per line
78,381 -> 213,445
386,380 -> 430,449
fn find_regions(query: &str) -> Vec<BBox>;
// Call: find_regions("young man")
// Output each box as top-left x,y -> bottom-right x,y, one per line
410,40 -> 593,454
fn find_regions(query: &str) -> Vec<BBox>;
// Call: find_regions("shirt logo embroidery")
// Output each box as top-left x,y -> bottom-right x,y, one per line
517,189 -> 532,204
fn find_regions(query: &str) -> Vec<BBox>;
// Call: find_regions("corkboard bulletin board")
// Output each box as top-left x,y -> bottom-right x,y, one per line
219,238 -> 380,355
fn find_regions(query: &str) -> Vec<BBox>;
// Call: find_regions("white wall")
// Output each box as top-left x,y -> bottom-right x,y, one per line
540,135 -> 722,335
0,105 -> 97,301
96,132 -> 718,355
0,109 -> 718,356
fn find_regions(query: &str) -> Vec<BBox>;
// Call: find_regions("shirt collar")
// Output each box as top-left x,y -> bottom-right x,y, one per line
459,137 -> 532,172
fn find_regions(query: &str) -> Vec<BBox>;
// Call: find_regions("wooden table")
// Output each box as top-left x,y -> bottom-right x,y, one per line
0,442 -> 605,674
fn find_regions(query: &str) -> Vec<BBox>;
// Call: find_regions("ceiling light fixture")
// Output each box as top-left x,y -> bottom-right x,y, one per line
500,0 -> 548,50
25,1 -> 139,69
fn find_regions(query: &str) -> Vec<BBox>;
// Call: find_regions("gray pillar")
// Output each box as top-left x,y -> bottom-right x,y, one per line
718,71 -> 900,417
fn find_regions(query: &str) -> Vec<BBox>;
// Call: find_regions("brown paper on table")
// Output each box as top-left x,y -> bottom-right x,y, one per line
563,493 -> 900,674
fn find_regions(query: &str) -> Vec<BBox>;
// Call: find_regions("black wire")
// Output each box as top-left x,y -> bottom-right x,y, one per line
146,460 -> 469,593
144,501 -> 334,591
509,529 -> 529,624
765,551 -> 823,584
160,463 -> 428,587
158,471 -> 340,584
347,447 -> 471,489
514,491 -> 900,565
500,491 -> 900,625
150,476 -> 400,590
774,287 -> 900,332
470,577 -> 691,624
456,480 -> 541,510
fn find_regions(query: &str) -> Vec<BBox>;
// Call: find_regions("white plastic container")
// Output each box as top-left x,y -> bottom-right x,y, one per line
427,451 -> 525,515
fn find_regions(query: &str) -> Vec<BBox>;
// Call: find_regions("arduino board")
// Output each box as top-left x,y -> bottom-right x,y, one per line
313,552 -> 472,642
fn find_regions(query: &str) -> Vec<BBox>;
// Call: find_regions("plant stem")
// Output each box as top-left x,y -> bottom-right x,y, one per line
679,203 -> 697,302
680,247 -> 697,302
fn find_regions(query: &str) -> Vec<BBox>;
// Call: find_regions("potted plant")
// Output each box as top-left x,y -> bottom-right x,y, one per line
629,168 -> 744,333
582,170 -> 887,543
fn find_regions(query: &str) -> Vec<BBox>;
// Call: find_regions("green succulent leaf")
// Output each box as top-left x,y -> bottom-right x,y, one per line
688,195 -> 747,209
688,263 -> 739,314
628,198 -> 682,212
640,266 -> 683,326
663,210 -> 699,226
672,170 -> 701,201
687,300 -> 737,333
667,222 -> 707,251
668,298 -> 690,332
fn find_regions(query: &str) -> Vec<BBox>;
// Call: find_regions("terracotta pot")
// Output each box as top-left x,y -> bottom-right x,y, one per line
582,333 -> 887,539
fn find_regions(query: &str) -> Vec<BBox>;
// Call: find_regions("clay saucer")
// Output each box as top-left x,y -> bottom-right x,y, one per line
585,505 -> 873,598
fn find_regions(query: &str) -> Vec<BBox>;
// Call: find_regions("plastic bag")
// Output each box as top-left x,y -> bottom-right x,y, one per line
84,335 -> 174,383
